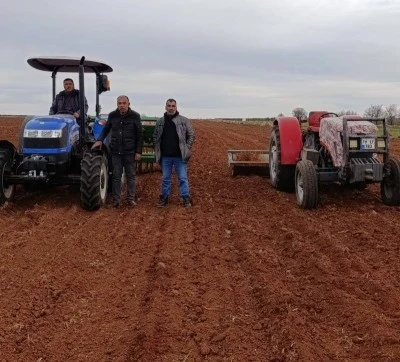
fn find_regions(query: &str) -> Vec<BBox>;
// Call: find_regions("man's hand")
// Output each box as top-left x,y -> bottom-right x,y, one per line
91,141 -> 103,150
73,112 -> 79,119
135,153 -> 142,161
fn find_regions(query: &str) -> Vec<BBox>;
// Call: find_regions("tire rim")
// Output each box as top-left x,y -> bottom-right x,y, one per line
296,171 -> 304,203
2,162 -> 14,200
99,160 -> 107,202
270,142 -> 277,181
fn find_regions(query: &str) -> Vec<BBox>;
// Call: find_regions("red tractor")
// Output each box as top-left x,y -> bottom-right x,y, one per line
269,111 -> 400,209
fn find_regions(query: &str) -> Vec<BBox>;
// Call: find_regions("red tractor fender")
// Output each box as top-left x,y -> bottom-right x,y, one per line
273,116 -> 303,165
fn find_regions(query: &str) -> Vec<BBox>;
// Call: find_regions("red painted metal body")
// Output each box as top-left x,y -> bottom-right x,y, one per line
275,116 -> 303,165
308,111 -> 329,128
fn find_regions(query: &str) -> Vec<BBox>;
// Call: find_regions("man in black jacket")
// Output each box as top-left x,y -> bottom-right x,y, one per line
49,78 -> 88,122
92,95 -> 143,208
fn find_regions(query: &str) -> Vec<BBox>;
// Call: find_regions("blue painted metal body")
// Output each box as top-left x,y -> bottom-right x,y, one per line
22,115 -> 79,155
21,115 -> 107,157
15,114 -> 109,185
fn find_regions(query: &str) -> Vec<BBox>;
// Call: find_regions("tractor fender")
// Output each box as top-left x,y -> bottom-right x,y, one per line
0,140 -> 17,162
273,116 -> 303,165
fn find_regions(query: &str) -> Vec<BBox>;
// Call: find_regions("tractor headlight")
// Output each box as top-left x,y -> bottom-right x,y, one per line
24,130 -> 39,138
377,139 -> 386,149
24,130 -> 62,138
349,139 -> 358,149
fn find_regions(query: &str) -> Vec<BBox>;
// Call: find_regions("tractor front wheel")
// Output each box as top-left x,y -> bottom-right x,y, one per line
295,160 -> 318,209
80,152 -> 108,211
0,153 -> 15,205
269,126 -> 295,191
381,158 -> 400,206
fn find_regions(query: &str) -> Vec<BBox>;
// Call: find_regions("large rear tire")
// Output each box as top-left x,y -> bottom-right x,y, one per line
80,152 -> 108,211
381,158 -> 400,206
269,126 -> 295,191
295,160 -> 318,209
0,151 -> 15,205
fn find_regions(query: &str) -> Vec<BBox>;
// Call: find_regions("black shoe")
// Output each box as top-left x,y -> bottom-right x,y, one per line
157,195 -> 168,207
127,200 -> 137,207
181,196 -> 192,208
113,201 -> 121,208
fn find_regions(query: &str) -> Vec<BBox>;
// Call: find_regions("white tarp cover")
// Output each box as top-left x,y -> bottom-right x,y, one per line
319,117 -> 378,167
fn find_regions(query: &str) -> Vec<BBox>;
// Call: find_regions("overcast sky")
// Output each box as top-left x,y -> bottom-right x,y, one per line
1,0 -> 399,118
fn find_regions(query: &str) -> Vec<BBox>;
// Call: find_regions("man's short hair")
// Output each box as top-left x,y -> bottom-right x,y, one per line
166,98 -> 176,104
117,95 -> 130,102
63,78 -> 74,85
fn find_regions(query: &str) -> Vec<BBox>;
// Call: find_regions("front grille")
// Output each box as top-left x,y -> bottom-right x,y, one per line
350,157 -> 381,165
23,128 -> 68,149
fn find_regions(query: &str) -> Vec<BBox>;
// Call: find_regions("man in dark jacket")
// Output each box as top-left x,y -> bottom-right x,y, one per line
92,95 -> 143,208
49,78 -> 88,122
153,98 -> 195,208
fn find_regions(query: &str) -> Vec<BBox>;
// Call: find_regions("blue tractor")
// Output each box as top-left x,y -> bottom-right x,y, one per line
0,56 -> 113,210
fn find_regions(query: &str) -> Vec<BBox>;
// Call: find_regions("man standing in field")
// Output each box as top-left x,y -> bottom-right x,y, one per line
92,95 -> 143,208
153,98 -> 195,208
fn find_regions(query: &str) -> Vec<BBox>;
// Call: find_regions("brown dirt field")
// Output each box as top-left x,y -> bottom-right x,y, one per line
1,116 -> 400,361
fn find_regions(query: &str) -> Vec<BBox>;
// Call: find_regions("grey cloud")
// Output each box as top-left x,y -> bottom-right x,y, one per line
1,0 -> 400,117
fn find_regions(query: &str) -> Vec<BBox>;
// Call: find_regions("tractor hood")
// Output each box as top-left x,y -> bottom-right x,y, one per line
21,115 -> 79,154
24,115 -> 76,133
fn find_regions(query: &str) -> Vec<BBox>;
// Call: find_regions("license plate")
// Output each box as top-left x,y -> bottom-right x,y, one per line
361,138 -> 375,150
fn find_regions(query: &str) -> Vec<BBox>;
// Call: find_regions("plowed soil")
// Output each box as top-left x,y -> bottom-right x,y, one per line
1,116 -> 400,362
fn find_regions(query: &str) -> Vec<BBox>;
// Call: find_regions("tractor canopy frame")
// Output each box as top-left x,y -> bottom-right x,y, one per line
27,56 -> 112,118
27,56 -> 112,149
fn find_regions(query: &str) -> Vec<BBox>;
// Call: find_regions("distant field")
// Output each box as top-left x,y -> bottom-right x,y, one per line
389,125 -> 400,138
2,114 -> 400,137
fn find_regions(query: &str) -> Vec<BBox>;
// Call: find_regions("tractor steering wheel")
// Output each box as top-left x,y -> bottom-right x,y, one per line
318,112 -> 339,122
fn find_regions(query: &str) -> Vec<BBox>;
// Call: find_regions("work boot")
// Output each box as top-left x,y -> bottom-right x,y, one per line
157,195 -> 168,208
112,200 -> 120,208
181,196 -> 192,208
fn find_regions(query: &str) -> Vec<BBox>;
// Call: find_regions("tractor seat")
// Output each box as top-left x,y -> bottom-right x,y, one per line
308,111 -> 329,129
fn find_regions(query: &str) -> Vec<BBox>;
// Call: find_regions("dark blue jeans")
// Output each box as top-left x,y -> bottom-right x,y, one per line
112,154 -> 136,203
161,157 -> 190,198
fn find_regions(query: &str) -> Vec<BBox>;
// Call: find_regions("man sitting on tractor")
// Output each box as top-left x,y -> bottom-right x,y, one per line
49,78 -> 88,122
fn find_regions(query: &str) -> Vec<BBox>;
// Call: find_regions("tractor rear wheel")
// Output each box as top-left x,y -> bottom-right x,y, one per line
80,152 -> 108,211
381,158 -> 400,206
269,126 -> 295,190
295,160 -> 318,209
0,153 -> 15,205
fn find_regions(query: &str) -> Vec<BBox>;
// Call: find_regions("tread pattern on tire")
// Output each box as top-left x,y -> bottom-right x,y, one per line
269,126 -> 295,191
80,152 -> 107,211
381,158 -> 400,206
0,149 -> 14,205
296,160 -> 318,209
